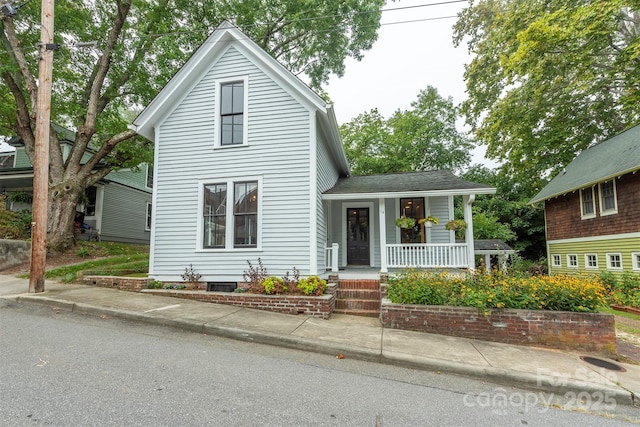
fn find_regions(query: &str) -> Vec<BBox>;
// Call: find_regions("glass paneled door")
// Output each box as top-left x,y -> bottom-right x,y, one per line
347,208 -> 370,265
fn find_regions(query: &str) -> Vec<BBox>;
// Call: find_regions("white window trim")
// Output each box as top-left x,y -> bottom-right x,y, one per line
551,254 -> 561,267
584,253 -> 599,270
196,176 -> 263,252
579,187 -> 596,219
598,180 -> 618,216
145,202 -> 152,231
214,75 -> 249,149
566,254 -> 578,268
606,252 -> 623,271
632,252 -> 640,272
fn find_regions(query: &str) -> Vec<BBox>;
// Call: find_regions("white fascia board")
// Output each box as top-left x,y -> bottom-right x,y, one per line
322,188 -> 497,201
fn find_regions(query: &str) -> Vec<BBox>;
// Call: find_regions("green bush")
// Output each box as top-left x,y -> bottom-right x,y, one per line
147,280 -> 163,289
297,276 -> 327,296
261,276 -> 287,295
603,272 -> 640,308
388,269 -> 607,313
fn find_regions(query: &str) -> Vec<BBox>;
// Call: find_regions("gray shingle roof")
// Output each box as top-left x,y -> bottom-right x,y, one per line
530,124 -> 640,204
323,170 -> 494,195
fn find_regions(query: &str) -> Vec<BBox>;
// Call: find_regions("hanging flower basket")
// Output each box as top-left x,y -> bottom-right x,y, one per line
395,217 -> 416,229
418,216 -> 439,228
445,219 -> 467,232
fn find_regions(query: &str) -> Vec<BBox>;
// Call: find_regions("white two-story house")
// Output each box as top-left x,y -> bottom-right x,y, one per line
132,21 -> 494,285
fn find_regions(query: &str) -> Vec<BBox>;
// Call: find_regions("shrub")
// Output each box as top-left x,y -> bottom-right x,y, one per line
147,280 -> 163,289
261,276 -> 287,295
243,258 -> 268,287
180,264 -> 202,283
388,270 -> 607,313
297,276 -> 327,296
603,272 -> 640,308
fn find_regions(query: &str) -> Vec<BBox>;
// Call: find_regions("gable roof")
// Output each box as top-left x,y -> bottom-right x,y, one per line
322,170 -> 495,200
530,124 -> 640,204
131,21 -> 348,174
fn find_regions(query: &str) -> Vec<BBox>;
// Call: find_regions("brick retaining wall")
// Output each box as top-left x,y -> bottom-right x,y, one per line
380,299 -> 617,354
80,275 -> 336,319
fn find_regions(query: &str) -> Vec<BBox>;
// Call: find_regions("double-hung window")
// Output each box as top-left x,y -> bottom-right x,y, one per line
218,78 -> 247,147
633,253 -> 640,272
201,179 -> 259,250
585,253 -> 598,269
234,182 -> 258,247
566,254 -> 578,268
580,187 -> 595,218
599,180 -> 618,215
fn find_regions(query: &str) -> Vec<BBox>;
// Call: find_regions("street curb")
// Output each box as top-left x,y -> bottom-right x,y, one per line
6,295 -> 637,408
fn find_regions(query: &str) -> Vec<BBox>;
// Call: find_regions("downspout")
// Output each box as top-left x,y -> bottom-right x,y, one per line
464,194 -> 475,271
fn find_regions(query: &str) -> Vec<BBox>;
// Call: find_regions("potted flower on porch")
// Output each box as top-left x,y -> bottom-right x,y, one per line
445,219 -> 466,232
418,216 -> 439,228
394,216 -> 417,229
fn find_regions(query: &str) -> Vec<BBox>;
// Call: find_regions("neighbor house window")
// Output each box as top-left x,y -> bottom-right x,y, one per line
399,197 -> 425,244
203,183 -> 227,248
599,180 -> 617,215
580,187 -> 595,218
146,164 -> 153,189
566,254 -> 578,268
84,186 -> 97,216
234,181 -> 258,247
585,253 -> 598,269
145,203 -> 152,231
220,81 -> 244,146
633,253 -> 640,272
606,253 -> 623,271
551,254 -> 561,267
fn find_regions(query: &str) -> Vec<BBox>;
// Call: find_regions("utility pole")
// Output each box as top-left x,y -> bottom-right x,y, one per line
29,0 -> 55,293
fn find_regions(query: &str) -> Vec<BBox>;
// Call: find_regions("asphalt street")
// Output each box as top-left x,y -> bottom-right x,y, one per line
2,299 -> 638,426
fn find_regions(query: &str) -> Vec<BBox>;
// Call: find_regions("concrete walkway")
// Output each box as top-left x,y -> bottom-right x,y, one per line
1,275 -> 639,408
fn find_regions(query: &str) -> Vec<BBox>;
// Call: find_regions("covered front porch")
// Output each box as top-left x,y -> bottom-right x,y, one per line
321,170 -> 496,273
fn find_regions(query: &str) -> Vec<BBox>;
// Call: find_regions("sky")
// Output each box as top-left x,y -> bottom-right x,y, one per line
325,0 -> 493,166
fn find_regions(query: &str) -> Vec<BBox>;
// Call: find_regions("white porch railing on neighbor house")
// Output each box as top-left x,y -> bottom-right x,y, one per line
386,243 -> 469,269
325,243 -> 339,272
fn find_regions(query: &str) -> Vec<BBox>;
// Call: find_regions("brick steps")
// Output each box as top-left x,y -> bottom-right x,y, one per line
335,279 -> 381,318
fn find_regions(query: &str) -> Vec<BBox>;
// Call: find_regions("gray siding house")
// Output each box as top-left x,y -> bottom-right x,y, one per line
0,128 -> 152,244
133,22 -> 494,284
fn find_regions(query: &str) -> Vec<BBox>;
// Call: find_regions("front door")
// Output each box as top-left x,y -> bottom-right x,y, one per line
347,208 -> 370,265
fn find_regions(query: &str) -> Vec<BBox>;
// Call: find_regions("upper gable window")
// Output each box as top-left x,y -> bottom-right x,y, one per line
599,180 -> 618,215
580,187 -> 595,219
216,76 -> 248,148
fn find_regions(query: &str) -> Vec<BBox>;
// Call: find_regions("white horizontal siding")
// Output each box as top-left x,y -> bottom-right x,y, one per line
151,46 -> 313,282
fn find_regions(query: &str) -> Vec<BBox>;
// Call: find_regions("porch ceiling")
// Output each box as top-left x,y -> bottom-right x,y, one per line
322,170 -> 495,200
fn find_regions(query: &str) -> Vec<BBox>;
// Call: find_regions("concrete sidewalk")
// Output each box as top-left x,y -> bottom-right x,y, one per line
1,275 -> 638,408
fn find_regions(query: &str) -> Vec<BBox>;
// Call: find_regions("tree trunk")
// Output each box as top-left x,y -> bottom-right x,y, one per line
47,182 -> 83,252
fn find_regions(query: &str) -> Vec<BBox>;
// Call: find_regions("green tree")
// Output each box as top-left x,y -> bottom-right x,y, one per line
461,165 -> 546,260
341,86 -> 473,175
0,0 -> 384,250
453,0 -> 640,190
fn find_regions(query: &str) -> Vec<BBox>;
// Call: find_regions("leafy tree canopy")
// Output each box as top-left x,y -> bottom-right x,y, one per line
453,0 -> 640,190
461,165 -> 546,260
0,0 -> 385,249
340,86 -> 473,175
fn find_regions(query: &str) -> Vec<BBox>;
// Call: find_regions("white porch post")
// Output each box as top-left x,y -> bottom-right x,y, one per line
379,198 -> 388,273
463,194 -> 475,271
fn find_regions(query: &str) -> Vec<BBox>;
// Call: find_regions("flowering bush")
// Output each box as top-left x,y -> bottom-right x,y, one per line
297,276 -> 327,296
387,270 -> 608,313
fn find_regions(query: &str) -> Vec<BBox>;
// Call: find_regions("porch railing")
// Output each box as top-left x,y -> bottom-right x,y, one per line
386,243 -> 469,269
325,243 -> 339,272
